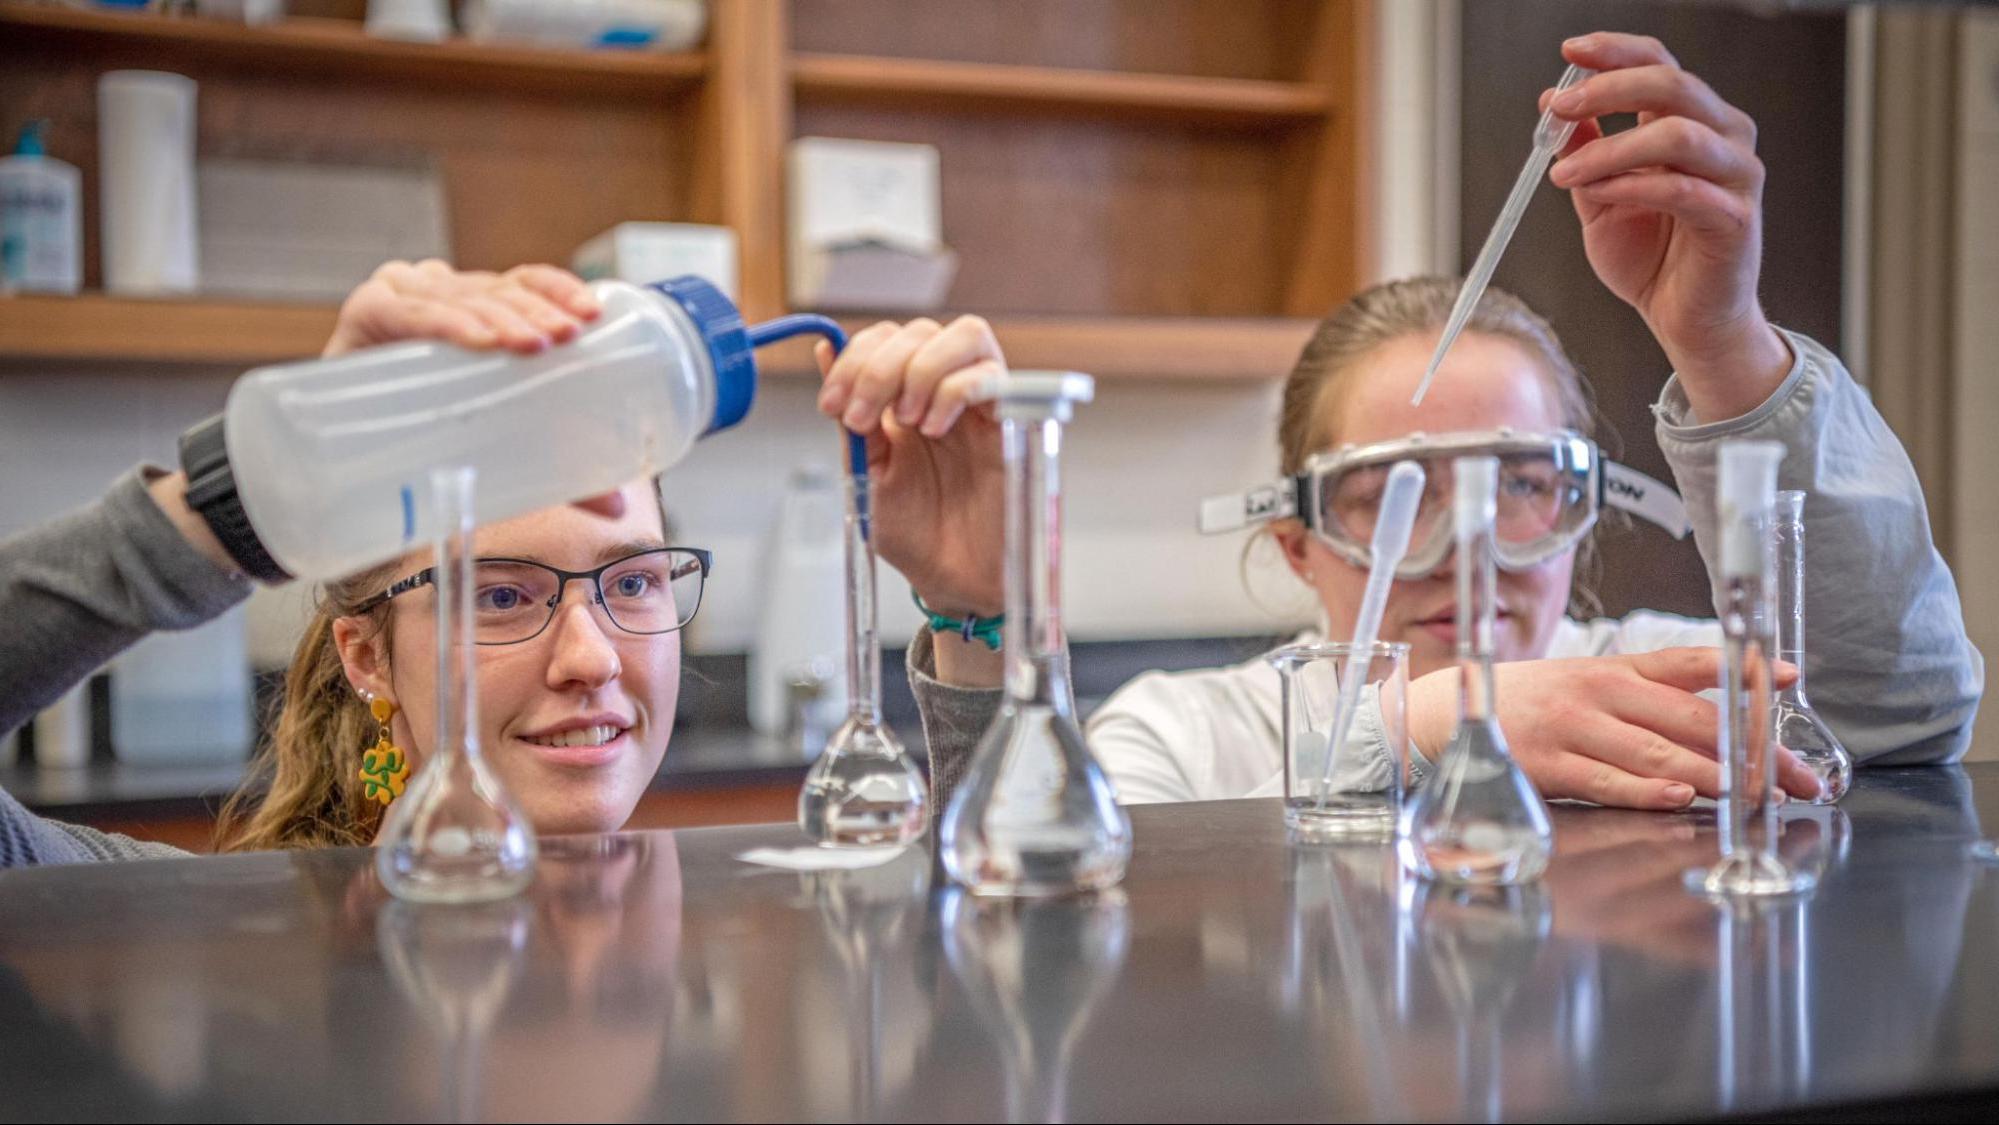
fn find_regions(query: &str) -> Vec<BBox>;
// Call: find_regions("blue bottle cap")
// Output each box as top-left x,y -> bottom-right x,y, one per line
15,120 -> 48,158
648,276 -> 756,436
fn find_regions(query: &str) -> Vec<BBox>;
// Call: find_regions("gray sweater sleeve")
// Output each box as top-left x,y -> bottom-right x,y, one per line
1654,329 -> 1983,765
0,787 -> 190,867
0,467 -> 252,740
904,625 -> 1002,817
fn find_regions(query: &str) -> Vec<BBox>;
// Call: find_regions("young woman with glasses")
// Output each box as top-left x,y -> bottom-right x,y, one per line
0,261 -> 1010,863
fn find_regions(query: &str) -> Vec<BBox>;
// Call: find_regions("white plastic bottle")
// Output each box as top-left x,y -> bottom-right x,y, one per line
0,120 -> 82,294
748,463 -> 848,736
202,276 -> 767,581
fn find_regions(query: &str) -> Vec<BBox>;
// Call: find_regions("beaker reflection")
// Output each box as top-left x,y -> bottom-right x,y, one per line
376,897 -> 532,1124
941,888 -> 1129,1124
1283,845 -> 1407,1117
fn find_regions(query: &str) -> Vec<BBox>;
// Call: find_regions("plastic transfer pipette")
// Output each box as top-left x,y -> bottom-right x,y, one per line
1315,460 -> 1426,808
1411,63 -> 1594,406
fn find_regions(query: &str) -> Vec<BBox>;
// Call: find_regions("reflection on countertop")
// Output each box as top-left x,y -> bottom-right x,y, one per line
0,765 -> 1994,1121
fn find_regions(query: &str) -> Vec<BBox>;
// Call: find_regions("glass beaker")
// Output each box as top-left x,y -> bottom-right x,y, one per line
1694,442 -> 1816,900
376,466 -> 539,903
940,372 -> 1131,897
1772,491 -> 1851,804
1400,456 -> 1554,886
798,469 -> 929,847
1270,641 -> 1411,842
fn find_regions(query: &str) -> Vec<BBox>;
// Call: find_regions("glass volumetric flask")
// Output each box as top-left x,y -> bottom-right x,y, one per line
941,373 -> 1132,897
1772,491 -> 1850,804
1694,443 -> 1816,900
377,466 -> 539,903
1400,456 -> 1554,886
799,471 -> 928,847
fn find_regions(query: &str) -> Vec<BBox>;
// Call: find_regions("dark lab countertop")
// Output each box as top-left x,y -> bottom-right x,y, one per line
2,764 -> 1998,1121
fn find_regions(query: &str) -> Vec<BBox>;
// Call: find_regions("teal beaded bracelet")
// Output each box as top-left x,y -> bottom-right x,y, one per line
913,590 -> 1004,651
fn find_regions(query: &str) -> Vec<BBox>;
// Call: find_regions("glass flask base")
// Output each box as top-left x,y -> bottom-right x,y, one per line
1402,825 -> 1551,887
941,702 -> 1132,898
1972,839 -> 1998,863
798,721 -> 927,849
1285,799 -> 1394,843
953,825 -> 1129,899
1686,854 -> 1817,900
1790,746 -> 1853,805
377,848 -> 536,905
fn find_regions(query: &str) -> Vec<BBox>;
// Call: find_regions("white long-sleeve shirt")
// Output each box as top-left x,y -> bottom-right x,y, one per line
1085,330 -> 1984,804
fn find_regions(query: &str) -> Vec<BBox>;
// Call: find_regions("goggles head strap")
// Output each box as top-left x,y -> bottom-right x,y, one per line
1600,460 -> 1693,539
1197,475 -> 1304,535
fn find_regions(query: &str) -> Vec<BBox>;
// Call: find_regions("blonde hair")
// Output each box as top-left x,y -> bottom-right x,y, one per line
1274,276 -> 1611,614
214,564 -> 400,852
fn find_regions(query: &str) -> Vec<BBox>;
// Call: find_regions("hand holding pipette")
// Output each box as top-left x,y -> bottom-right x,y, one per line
1542,32 -> 1792,423
1314,460 -> 1426,808
812,317 -> 1009,627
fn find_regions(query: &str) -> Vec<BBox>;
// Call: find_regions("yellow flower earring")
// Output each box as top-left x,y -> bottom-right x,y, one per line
358,693 -> 410,806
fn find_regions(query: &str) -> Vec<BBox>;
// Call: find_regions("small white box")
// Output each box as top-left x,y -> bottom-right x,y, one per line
573,221 -> 738,300
787,136 -> 957,311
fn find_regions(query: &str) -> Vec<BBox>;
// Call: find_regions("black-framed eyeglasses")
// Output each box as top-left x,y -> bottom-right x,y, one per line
354,548 -> 712,646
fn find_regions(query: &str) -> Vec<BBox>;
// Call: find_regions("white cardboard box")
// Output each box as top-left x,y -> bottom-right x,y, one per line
573,221 -> 738,299
786,136 -> 957,311
197,156 -> 449,301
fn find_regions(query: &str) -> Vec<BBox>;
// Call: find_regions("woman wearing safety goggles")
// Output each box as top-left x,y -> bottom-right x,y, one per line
1082,32 -> 1982,814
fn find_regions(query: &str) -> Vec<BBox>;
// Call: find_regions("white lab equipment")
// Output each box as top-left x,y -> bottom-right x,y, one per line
110,603 -> 252,765
750,463 -> 847,738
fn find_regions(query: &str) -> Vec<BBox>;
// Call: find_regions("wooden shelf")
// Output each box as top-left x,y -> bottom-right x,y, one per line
758,314 -> 1318,381
0,2 -> 706,99
0,293 -> 338,367
0,294 -> 1313,381
791,53 -> 1331,128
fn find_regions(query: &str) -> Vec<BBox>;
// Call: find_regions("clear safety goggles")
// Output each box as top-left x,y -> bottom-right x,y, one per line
1198,429 -> 1691,579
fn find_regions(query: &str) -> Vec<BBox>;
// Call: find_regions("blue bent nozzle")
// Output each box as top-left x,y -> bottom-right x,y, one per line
645,280 -> 864,528
743,314 -> 870,536
744,313 -> 859,475
647,281 -> 859,480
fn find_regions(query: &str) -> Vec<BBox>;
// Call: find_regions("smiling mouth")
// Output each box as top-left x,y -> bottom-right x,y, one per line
522,724 -> 628,749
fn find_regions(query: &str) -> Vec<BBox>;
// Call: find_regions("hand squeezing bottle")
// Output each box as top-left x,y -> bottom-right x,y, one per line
175,277 -> 830,583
